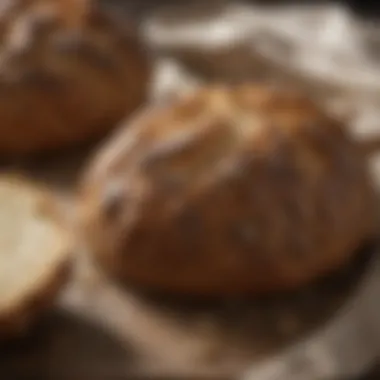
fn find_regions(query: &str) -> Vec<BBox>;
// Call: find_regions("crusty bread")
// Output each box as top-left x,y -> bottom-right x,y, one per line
0,0 -> 150,156
0,175 -> 71,338
77,84 -> 377,296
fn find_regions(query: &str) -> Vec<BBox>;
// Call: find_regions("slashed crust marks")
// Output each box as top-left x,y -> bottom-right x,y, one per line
78,84 -> 376,295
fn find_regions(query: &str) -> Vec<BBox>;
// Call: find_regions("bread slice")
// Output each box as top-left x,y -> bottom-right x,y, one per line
0,175 -> 71,338
77,84 -> 377,296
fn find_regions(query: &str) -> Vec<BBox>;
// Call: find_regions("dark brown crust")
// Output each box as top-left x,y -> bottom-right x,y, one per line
78,84 -> 378,296
0,0 -> 150,156
0,174 -> 72,339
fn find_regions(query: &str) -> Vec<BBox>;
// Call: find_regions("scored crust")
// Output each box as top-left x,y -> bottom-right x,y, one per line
0,0 -> 151,156
77,84 -> 378,296
0,175 -> 72,338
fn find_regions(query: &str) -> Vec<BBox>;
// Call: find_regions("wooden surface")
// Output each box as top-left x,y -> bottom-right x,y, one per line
0,244 -> 377,379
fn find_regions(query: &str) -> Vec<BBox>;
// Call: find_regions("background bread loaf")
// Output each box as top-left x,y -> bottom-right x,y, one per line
0,0 -> 150,156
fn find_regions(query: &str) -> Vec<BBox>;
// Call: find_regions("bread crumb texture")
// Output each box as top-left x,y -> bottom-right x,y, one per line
0,175 -> 71,338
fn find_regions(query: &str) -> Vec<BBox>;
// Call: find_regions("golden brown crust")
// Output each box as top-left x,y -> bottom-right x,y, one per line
0,0 -> 150,156
77,84 -> 378,296
0,174 -> 72,339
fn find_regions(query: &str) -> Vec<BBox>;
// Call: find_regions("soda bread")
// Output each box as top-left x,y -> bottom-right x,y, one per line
0,0 -> 150,156
77,84 -> 378,296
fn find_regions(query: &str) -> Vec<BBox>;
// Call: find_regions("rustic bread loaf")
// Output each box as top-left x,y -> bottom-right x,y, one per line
0,175 -> 71,338
77,84 -> 377,296
0,0 -> 150,156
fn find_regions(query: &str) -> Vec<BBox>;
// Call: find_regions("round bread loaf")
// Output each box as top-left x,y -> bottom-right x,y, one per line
0,175 -> 71,338
0,0 -> 150,156
77,84 -> 378,296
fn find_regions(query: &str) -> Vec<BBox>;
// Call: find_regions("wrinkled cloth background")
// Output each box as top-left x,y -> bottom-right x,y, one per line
2,1 -> 380,379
